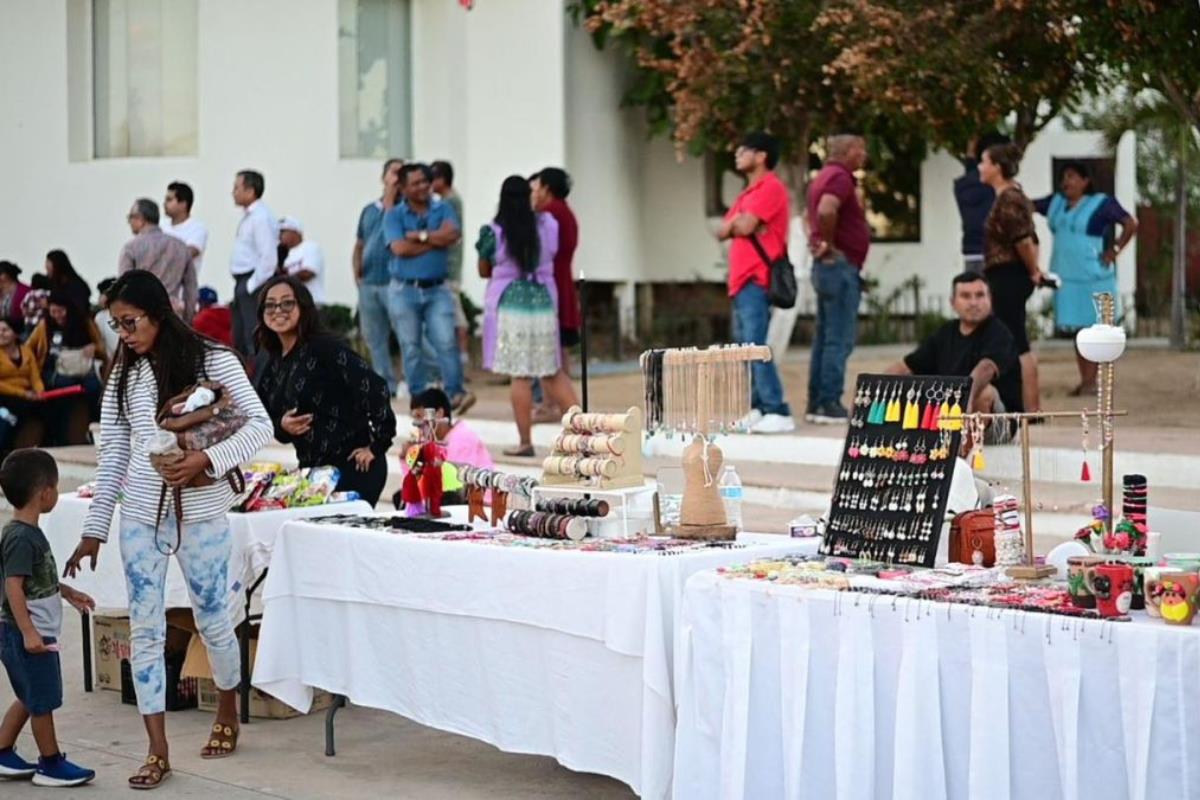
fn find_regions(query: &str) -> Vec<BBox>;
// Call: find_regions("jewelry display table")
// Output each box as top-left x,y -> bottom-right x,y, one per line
674,570 -> 1200,800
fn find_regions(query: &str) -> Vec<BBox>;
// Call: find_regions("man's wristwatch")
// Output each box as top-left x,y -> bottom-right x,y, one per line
419,230 -> 429,243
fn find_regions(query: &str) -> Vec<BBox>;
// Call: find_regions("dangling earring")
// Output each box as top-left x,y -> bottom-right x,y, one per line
885,385 -> 902,423
970,413 -> 987,471
1080,411 -> 1092,482
944,388 -> 964,432
936,389 -> 951,430
902,387 -> 920,430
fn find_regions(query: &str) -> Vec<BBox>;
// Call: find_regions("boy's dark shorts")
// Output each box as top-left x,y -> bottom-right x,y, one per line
0,622 -> 63,715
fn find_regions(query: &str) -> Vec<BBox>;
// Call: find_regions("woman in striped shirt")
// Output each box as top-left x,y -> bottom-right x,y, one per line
64,270 -> 271,789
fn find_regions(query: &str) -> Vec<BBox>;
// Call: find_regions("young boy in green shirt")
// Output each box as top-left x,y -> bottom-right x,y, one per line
0,448 -> 96,787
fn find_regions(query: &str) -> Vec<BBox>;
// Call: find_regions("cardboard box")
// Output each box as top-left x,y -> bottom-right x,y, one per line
92,611 -> 131,692
182,636 -> 332,720
92,608 -> 196,693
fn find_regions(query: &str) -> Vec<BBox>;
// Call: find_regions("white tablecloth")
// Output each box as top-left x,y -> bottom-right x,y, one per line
42,493 -> 372,613
251,521 -> 819,798
674,572 -> 1200,800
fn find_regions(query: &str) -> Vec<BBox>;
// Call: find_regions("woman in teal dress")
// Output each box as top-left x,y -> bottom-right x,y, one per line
1034,161 -> 1138,395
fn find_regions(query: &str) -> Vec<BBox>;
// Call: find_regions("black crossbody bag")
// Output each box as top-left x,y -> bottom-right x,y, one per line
749,235 -> 797,309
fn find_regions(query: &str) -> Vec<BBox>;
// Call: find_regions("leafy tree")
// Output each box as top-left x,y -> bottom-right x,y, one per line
571,0 -> 866,196
815,0 -> 1096,151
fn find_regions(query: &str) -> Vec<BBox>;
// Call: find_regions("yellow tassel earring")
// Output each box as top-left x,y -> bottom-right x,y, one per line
901,387 -> 920,430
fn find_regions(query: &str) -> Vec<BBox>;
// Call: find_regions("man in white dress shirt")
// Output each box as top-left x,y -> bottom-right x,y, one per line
229,169 -> 278,357
279,216 -> 325,304
162,181 -> 209,277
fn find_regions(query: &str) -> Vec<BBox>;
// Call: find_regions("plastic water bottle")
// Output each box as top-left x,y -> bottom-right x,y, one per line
718,465 -> 743,530
0,407 -> 17,427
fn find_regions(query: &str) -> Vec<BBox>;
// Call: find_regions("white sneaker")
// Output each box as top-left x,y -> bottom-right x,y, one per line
751,414 -> 796,434
735,409 -> 763,432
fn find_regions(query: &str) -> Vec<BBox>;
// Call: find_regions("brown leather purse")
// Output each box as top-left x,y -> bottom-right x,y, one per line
948,509 -> 996,567
151,381 -> 247,554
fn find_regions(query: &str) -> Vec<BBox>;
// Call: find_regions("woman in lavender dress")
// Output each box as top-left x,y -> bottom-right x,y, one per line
477,175 -> 579,456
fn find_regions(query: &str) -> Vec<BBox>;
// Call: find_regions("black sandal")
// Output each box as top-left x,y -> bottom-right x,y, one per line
502,445 -> 537,458
128,754 -> 171,790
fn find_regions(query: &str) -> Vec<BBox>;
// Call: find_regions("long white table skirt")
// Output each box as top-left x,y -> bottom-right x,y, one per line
674,572 -> 1200,800
253,521 -> 819,798
42,493 -> 371,612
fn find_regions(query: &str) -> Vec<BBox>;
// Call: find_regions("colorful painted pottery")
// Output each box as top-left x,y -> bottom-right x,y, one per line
1146,570 -> 1200,626
1120,556 -> 1155,611
1066,555 -> 1105,609
1143,566 -> 1164,618
1086,562 -> 1135,618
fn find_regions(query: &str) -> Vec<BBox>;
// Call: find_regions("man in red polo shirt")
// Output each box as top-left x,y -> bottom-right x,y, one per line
806,133 -> 870,424
717,132 -> 794,434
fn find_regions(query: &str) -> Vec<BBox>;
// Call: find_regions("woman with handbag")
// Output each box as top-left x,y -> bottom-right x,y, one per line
477,175 -> 577,457
27,291 -> 107,422
63,270 -> 272,790
254,275 -> 396,506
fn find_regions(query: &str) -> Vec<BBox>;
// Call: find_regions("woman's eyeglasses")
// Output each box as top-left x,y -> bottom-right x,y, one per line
263,299 -> 298,315
106,314 -> 146,333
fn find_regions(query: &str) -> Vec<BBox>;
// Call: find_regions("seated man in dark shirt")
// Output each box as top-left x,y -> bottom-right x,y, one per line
887,272 -> 1023,441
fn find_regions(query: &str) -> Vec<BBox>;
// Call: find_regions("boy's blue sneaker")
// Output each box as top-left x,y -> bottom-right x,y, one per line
0,746 -> 36,778
32,753 -> 95,787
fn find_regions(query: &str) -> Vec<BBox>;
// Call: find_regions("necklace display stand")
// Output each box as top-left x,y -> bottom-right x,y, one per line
640,344 -> 772,541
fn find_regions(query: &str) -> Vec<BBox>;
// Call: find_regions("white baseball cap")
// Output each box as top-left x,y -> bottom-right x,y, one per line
279,216 -> 304,234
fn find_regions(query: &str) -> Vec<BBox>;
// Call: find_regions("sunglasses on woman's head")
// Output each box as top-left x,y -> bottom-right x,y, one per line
263,299 -> 298,315
106,314 -> 146,333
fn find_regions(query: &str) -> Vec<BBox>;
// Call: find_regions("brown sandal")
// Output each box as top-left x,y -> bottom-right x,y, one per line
128,754 -> 171,790
201,722 -> 240,759
502,444 -> 537,458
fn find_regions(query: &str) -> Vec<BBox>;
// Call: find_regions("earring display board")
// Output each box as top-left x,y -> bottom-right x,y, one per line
820,373 -> 972,567
541,406 -> 645,490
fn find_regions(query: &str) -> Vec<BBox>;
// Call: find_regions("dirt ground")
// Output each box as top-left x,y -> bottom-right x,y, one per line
461,341 -> 1200,452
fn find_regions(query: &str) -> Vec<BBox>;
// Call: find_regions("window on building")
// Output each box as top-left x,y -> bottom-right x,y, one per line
92,0 -> 198,158
338,0 -> 413,159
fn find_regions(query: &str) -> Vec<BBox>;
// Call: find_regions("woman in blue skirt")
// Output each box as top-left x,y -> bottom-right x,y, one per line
1034,161 -> 1138,395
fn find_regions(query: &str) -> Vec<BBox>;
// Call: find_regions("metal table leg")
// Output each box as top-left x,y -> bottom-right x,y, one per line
325,694 -> 347,757
80,611 -> 92,693
239,569 -> 270,724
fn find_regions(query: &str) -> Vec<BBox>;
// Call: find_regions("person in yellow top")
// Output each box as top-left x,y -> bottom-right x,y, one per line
25,291 -> 106,421
0,318 -> 45,452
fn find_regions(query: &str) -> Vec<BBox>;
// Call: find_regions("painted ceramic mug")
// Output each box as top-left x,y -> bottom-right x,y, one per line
1067,555 -> 1105,609
1086,562 -> 1135,618
1146,570 -> 1200,626
1142,566 -> 1164,618
1122,556 -> 1155,611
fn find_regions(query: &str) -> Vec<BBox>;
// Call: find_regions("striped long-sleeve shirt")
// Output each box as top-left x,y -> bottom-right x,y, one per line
82,347 -> 273,541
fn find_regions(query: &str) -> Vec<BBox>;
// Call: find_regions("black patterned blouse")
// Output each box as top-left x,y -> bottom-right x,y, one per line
255,335 -> 396,467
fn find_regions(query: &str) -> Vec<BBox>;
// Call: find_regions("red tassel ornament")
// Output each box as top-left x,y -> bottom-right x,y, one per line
1080,461 -> 1092,482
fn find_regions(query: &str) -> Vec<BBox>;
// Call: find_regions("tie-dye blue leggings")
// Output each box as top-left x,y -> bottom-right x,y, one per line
120,515 -> 240,715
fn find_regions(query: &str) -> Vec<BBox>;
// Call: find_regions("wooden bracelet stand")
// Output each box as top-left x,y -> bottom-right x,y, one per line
541,406 -> 644,490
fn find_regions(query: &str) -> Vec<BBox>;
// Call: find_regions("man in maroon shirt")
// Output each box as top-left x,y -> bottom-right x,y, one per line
717,132 -> 794,433
530,167 -> 580,418
806,133 -> 870,424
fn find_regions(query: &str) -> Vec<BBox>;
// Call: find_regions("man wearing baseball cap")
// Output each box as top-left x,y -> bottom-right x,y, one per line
192,286 -> 232,345
279,216 -> 326,304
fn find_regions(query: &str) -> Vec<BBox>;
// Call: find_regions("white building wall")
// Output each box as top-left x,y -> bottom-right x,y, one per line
0,0 -> 1136,326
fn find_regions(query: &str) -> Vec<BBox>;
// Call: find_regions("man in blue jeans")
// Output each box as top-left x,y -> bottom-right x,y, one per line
718,132 -> 795,434
354,157 -> 404,393
807,134 -> 870,424
384,163 -> 475,414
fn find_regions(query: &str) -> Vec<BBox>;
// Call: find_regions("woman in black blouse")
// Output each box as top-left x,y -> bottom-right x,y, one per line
254,276 -> 396,505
